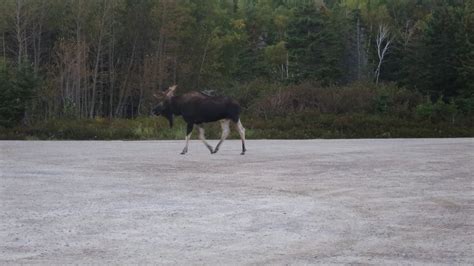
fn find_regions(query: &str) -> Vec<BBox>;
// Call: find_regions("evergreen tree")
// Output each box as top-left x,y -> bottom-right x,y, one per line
287,3 -> 346,85
418,3 -> 467,98
0,61 -> 37,127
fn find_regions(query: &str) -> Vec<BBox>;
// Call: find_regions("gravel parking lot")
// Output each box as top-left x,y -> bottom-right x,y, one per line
1,139 -> 473,264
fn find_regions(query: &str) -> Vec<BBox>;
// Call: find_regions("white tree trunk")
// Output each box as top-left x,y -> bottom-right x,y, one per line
374,24 -> 392,85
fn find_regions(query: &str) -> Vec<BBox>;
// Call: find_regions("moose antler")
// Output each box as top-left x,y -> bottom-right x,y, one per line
153,85 -> 177,100
165,85 -> 177,97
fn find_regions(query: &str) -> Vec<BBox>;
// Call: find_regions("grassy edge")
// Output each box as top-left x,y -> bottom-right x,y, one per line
1,113 -> 473,140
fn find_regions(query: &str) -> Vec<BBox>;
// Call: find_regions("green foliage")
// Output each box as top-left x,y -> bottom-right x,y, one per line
264,41 -> 287,70
374,83 -> 423,117
222,78 -> 281,109
0,61 -> 38,127
0,0 -> 473,137
244,112 -> 473,139
251,82 -> 422,118
2,112 -> 472,140
3,116 -> 186,140
455,97 -> 474,115
402,2 -> 473,98
416,97 -> 458,123
287,3 -> 348,84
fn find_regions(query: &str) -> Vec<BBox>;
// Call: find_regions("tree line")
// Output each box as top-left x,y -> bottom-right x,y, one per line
0,0 -> 472,127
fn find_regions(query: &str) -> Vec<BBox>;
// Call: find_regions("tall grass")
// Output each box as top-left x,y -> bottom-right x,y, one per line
0,117 -> 185,140
1,113 -> 473,140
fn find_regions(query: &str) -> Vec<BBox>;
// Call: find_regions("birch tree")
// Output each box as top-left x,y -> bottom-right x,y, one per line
374,24 -> 392,85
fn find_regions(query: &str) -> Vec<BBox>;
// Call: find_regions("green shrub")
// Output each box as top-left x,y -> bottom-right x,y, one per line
250,82 -> 425,118
16,116 -> 190,140
1,113 -> 473,140
455,97 -> 474,115
374,83 -> 423,117
416,97 -> 458,123
0,60 -> 38,127
222,78 -> 282,109
416,101 -> 434,120
242,113 -> 473,139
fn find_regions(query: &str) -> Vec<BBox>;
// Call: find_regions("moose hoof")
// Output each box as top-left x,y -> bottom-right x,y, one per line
212,149 -> 218,154
240,152 -> 245,155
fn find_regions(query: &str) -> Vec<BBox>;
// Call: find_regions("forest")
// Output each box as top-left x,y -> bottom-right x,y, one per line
0,0 -> 473,139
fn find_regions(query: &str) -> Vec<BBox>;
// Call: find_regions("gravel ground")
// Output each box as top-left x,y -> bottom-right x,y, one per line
0,139 -> 473,264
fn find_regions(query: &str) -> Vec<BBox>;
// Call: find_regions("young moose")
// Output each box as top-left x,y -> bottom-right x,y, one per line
151,85 -> 247,155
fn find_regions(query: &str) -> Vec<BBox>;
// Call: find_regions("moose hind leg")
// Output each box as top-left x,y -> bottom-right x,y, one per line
236,119 -> 246,155
197,125 -> 214,154
181,123 -> 193,155
213,119 -> 230,154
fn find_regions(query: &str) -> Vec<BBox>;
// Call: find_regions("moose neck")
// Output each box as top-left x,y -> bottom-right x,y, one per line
164,96 -> 180,128
164,112 -> 173,128
169,96 -> 181,116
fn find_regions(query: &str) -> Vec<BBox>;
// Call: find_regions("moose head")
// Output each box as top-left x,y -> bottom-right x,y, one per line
151,85 -> 177,128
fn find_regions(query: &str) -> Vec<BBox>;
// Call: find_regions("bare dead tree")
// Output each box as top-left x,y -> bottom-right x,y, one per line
108,4 -> 116,119
197,32 -> 211,89
14,0 -> 28,65
90,0 -> 110,118
374,24 -> 392,85
357,15 -> 361,80
115,37 -> 137,117
73,0 -> 84,117
2,32 -> 5,61
401,19 -> 420,49
31,0 -> 47,75
156,0 -> 168,91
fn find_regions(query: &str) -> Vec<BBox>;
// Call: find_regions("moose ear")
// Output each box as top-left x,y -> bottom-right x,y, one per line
165,85 -> 177,97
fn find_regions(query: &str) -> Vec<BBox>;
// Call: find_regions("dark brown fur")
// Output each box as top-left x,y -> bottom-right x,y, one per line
152,86 -> 246,155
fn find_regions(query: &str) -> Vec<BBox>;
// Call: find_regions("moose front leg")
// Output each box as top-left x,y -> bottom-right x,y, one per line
181,123 -> 194,155
197,125 -> 214,154
213,119 -> 230,154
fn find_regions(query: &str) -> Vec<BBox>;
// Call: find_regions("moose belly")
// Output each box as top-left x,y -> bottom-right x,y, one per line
193,112 -> 230,124
180,101 -> 240,124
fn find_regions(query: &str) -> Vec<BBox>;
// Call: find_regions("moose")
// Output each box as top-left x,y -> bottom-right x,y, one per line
151,85 -> 247,155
